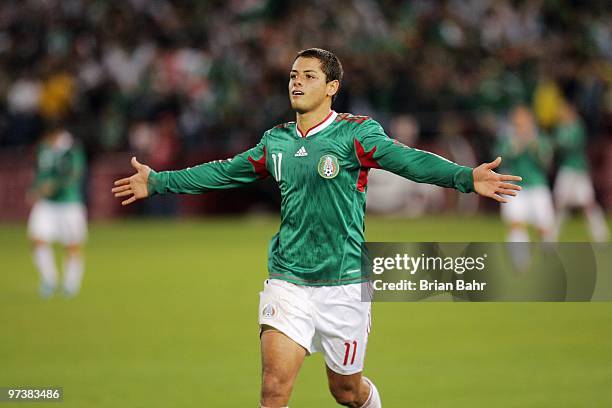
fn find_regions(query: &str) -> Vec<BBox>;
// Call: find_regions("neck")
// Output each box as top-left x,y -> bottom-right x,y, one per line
296,103 -> 332,136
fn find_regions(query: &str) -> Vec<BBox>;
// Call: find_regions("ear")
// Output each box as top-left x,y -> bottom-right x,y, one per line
326,80 -> 339,99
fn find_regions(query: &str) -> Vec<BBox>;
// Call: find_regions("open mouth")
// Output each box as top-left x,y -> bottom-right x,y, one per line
292,90 -> 304,96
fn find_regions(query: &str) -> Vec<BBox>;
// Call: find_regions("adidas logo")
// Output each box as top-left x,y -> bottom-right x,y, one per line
294,146 -> 308,157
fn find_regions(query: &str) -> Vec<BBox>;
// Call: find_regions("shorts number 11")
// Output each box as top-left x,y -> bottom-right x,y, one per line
343,341 -> 357,366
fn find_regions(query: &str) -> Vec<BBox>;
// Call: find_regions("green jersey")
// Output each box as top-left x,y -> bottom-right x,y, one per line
33,132 -> 86,203
554,120 -> 588,172
149,112 -> 474,286
496,134 -> 551,188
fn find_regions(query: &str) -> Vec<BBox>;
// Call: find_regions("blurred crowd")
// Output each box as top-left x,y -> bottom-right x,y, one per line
0,0 -> 612,174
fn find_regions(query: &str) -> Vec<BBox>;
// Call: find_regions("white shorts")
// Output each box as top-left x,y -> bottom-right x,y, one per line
501,186 -> 555,230
554,168 -> 595,208
258,279 -> 371,375
27,200 -> 88,245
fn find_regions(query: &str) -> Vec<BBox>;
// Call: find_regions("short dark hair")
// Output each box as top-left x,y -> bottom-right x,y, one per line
295,48 -> 343,101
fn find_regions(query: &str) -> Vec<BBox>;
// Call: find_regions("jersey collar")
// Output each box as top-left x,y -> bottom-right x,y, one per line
295,110 -> 338,138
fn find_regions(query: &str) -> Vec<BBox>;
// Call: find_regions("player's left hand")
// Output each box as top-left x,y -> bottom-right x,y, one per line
472,157 -> 521,203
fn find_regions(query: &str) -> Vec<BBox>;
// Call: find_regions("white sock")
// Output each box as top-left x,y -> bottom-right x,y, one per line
63,255 -> 84,295
34,245 -> 57,289
360,377 -> 381,408
585,206 -> 610,242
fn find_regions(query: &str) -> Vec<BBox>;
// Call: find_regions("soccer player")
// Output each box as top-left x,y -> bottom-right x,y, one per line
497,105 -> 555,242
112,48 -> 521,407
553,100 -> 609,242
27,121 -> 87,298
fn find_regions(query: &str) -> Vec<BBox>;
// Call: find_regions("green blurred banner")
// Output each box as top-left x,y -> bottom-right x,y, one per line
361,243 -> 612,302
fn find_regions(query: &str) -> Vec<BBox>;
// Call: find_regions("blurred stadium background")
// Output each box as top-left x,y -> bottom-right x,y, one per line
1,0 -> 612,217
1,0 -> 611,407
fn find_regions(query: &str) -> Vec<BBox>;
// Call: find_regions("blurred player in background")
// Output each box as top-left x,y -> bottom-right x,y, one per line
113,48 -> 521,408
27,121 -> 87,298
497,105 -> 555,242
553,101 -> 609,242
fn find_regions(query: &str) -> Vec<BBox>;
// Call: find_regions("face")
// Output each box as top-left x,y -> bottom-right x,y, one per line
44,128 -> 62,144
558,102 -> 574,122
511,106 -> 536,139
289,57 -> 338,114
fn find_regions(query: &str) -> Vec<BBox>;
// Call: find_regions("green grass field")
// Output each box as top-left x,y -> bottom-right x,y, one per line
1,215 -> 611,407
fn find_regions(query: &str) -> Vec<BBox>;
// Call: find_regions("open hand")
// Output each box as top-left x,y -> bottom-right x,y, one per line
111,157 -> 152,206
473,157 -> 521,203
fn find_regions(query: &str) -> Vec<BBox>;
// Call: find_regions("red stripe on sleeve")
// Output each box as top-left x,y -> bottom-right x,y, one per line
354,139 -> 380,168
247,146 -> 270,179
354,139 -> 380,192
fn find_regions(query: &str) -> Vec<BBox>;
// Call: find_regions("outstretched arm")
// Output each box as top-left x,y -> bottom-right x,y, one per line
355,118 -> 521,200
112,138 -> 269,206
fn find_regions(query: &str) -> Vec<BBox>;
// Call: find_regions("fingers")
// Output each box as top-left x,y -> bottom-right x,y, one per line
498,189 -> 517,197
122,196 -> 137,206
131,156 -> 142,170
111,184 -> 130,193
485,156 -> 502,170
491,193 -> 508,203
114,160 -> 142,206
499,174 -> 522,182
114,177 -> 131,186
114,190 -> 132,198
500,182 -> 521,191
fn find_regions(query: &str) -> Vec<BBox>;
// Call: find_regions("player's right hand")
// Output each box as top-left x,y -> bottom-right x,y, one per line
472,156 -> 522,203
111,157 -> 152,206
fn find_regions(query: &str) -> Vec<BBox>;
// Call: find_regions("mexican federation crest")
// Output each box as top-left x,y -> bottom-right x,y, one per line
317,154 -> 340,179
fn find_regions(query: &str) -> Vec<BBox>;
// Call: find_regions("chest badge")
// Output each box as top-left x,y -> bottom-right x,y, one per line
318,155 -> 340,179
